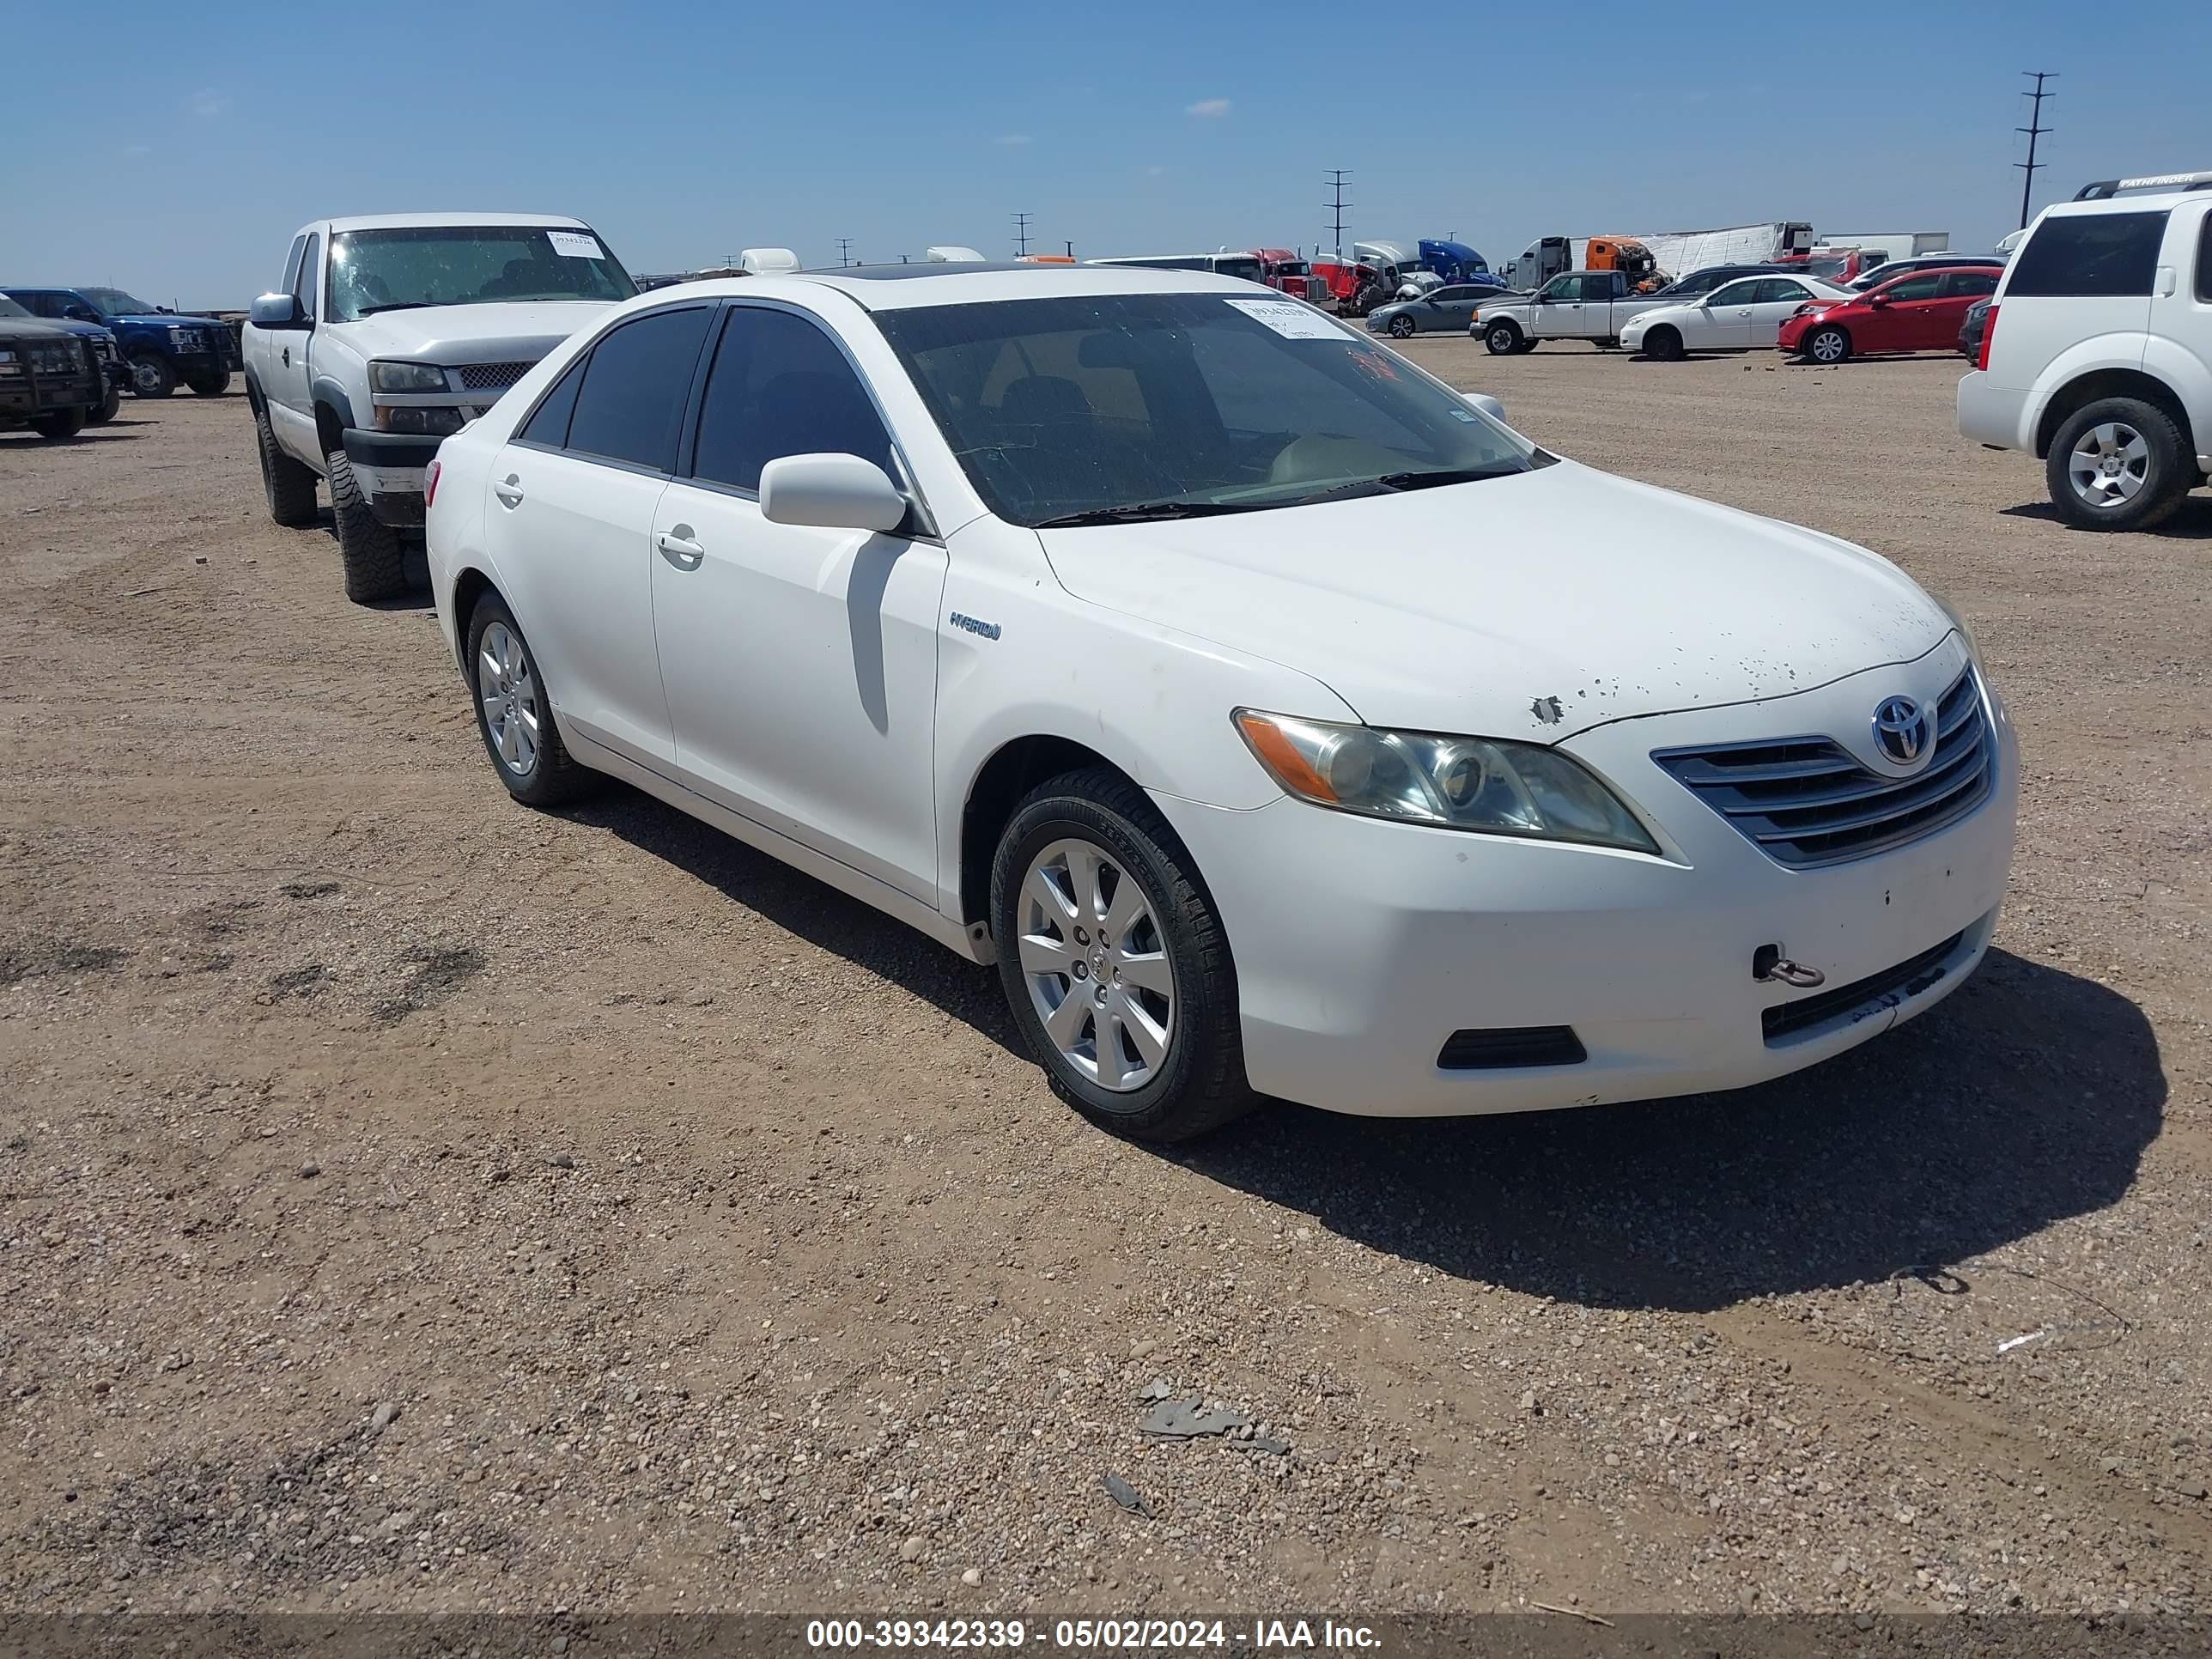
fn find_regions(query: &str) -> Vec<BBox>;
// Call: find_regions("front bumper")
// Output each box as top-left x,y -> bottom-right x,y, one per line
342,427 -> 441,526
0,364 -> 103,418
1152,641 -> 2018,1118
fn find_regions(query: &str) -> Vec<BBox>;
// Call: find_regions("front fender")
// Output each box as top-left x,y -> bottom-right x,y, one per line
311,375 -> 358,432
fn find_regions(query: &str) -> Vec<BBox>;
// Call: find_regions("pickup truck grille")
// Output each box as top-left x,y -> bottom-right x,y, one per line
1652,668 -> 1993,869
457,362 -> 534,392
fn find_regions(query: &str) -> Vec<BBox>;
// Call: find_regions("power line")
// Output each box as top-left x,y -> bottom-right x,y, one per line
2015,71 -> 2057,230
1325,169 -> 1352,263
835,237 -> 854,268
1012,212 -> 1032,258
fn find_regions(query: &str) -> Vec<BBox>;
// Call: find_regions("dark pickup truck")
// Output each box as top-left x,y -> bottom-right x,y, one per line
2,285 -> 237,398
0,315 -> 107,439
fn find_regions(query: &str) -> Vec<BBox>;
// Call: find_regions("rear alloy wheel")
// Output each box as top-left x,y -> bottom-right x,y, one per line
1805,325 -> 1851,365
2045,398 -> 2190,532
1387,314 -> 1416,338
1484,320 -> 1523,356
467,597 -> 591,807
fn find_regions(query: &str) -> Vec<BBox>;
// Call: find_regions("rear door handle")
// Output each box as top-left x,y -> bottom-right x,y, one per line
494,476 -> 524,507
656,527 -> 704,565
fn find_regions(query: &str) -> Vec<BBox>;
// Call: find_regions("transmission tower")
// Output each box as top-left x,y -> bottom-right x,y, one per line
1325,170 -> 1352,261
1012,212 -> 1032,258
2015,72 -> 2057,229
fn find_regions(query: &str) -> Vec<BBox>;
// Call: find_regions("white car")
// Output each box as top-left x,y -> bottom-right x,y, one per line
1959,169 -> 2212,532
1621,274 -> 1853,360
426,264 -> 2017,1141
244,213 -> 637,601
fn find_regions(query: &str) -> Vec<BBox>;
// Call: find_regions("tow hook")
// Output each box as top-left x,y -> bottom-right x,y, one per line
1753,945 -> 1826,989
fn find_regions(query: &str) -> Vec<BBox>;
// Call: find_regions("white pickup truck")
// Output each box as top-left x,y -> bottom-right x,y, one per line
243,212 -> 638,601
1468,270 -> 1687,355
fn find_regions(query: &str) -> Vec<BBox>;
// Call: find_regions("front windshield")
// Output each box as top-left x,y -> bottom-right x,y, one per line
873,292 -> 1542,528
82,288 -> 152,315
0,295 -> 30,319
325,226 -> 637,323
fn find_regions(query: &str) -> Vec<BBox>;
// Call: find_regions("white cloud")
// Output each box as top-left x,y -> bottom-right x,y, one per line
122,143 -> 153,156
1146,165 -> 1167,177
1185,98 -> 1231,118
187,88 -> 231,118
993,133 -> 1033,147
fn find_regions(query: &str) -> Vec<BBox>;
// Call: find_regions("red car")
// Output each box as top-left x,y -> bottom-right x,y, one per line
1777,265 -> 2002,364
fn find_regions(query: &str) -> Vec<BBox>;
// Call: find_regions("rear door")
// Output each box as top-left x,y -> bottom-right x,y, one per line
2144,204 -> 2209,443
1936,268 -> 2001,345
1863,270 -> 1947,349
1747,277 -> 1823,345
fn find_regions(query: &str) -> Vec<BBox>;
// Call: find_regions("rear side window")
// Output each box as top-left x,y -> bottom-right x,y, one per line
564,306 -> 713,471
2197,215 -> 2212,303
690,307 -> 894,492
2008,210 -> 2169,297
1942,270 -> 1999,298
520,355 -> 586,447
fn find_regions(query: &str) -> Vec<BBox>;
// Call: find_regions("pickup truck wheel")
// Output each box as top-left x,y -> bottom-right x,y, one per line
325,445 -> 406,603
88,387 -> 122,425
32,408 -> 87,441
1483,320 -> 1524,356
2045,398 -> 2191,532
1804,325 -> 1851,365
256,403 -> 319,527
1642,325 -> 1686,362
186,371 -> 231,398
991,768 -> 1256,1144
129,353 -> 176,398
467,596 -> 592,807
1386,314 -> 1416,338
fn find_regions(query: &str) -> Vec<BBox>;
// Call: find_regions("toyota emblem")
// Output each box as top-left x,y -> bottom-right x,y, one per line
1872,696 -> 1930,767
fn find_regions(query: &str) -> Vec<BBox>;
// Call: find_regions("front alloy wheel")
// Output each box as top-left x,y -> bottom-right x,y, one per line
1387,314 -> 1416,338
1807,326 -> 1850,364
1018,838 -> 1176,1092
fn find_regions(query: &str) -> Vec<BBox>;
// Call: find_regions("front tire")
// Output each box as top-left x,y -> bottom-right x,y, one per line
1484,320 -> 1524,356
1387,314 -> 1416,338
990,768 -> 1255,1142
129,353 -> 175,398
33,408 -> 87,441
2045,398 -> 2191,532
466,595 -> 592,807
1803,325 -> 1851,365
186,371 -> 231,398
1642,325 -> 1685,362
88,386 -> 122,425
325,445 -> 406,603
256,402 -> 319,526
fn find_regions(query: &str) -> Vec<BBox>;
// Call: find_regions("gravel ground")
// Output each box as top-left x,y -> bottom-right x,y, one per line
2,349 -> 2208,1621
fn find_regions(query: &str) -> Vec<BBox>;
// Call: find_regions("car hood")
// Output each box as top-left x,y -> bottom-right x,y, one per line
324,301 -> 617,366
1036,460 -> 1951,742
0,319 -> 85,343
110,313 -> 221,328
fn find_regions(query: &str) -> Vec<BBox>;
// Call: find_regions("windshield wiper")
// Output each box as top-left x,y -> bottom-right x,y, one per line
356,301 -> 437,316
1373,465 -> 1525,490
1033,500 -> 1269,528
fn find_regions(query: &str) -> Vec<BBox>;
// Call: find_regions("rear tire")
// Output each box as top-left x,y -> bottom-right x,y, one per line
1803,325 -> 1851,365
129,353 -> 175,398
465,594 -> 593,807
257,402 -> 319,527
990,767 -> 1255,1143
32,408 -> 87,441
1484,320 -> 1524,356
325,445 -> 406,603
2045,398 -> 2191,532
1643,325 -> 1685,362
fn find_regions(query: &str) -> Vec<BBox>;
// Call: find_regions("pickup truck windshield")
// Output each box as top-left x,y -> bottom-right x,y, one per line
874,292 -> 1540,528
325,227 -> 637,323
82,288 -> 153,315
0,295 -> 30,319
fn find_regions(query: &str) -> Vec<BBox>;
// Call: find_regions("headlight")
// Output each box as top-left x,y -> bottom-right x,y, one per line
381,405 -> 465,437
1233,710 -> 1659,853
370,360 -> 449,392
1934,590 -> 1981,664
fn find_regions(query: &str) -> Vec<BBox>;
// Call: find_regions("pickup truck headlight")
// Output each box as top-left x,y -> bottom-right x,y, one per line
381,405 -> 465,437
1234,710 -> 1659,853
370,360 -> 449,392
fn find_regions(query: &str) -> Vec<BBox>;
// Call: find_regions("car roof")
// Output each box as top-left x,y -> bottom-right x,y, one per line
305,211 -> 595,234
2040,189 -> 2209,220
642,263 -> 1279,313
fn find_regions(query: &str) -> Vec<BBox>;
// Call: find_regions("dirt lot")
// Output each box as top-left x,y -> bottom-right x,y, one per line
3,347 -> 2209,1622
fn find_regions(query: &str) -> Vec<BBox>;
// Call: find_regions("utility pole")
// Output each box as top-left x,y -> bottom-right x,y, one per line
835,237 -> 854,268
1325,169 -> 1352,262
1012,212 -> 1032,258
2015,71 -> 2056,230
1064,239 -> 1074,259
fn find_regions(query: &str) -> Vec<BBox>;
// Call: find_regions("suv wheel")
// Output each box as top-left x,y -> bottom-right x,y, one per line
325,444 -> 406,602
466,596 -> 592,807
2046,398 -> 2191,532
129,353 -> 176,398
990,768 -> 1255,1143
256,402 -> 319,526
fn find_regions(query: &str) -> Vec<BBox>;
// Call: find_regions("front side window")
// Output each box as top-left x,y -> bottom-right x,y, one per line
281,236 -> 307,297
563,306 -> 712,471
2008,211 -> 2169,298
1706,279 -> 1763,307
690,306 -> 895,492
1877,273 -> 1945,302
292,234 -> 320,321
325,225 -> 638,323
1541,276 -> 1583,302
873,291 -> 1541,529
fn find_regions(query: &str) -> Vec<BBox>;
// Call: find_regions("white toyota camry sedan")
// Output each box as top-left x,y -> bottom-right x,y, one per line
1620,272 -> 1853,360
425,263 -> 2017,1141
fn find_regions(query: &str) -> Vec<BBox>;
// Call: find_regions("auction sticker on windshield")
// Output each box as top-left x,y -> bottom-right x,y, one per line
1224,298 -> 1341,340
546,231 -> 605,259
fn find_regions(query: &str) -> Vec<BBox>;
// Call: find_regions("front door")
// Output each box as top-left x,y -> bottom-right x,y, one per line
1531,275 -> 1584,338
1427,286 -> 1481,332
264,232 -> 321,461
1699,278 -> 1763,346
648,302 -> 949,901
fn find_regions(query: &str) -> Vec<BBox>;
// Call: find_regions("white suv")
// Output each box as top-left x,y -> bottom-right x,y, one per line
1958,171 -> 2212,531
243,214 -> 637,601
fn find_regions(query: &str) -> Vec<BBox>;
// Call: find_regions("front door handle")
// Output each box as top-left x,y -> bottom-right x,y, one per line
280,346 -> 290,367
494,476 -> 524,507
656,527 -> 704,565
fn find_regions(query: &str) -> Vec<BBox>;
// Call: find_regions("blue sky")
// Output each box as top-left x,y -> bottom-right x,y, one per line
6,0 -> 2209,307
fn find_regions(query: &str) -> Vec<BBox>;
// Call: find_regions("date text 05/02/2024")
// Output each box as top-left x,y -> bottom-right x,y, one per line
805,1619 -> 1382,1650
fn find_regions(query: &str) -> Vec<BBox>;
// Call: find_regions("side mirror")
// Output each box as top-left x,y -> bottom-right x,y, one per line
1462,392 -> 1506,423
249,293 -> 307,329
64,305 -> 100,323
758,453 -> 908,534
1865,294 -> 1890,308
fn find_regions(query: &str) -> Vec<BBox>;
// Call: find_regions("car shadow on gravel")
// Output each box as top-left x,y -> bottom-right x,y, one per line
1180,948 -> 2165,1313
1999,498 -> 2212,538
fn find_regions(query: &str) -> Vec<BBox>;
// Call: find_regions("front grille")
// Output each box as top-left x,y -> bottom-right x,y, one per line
1437,1025 -> 1588,1070
1653,668 -> 1992,869
457,362 -> 534,392
1762,929 -> 1966,1044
